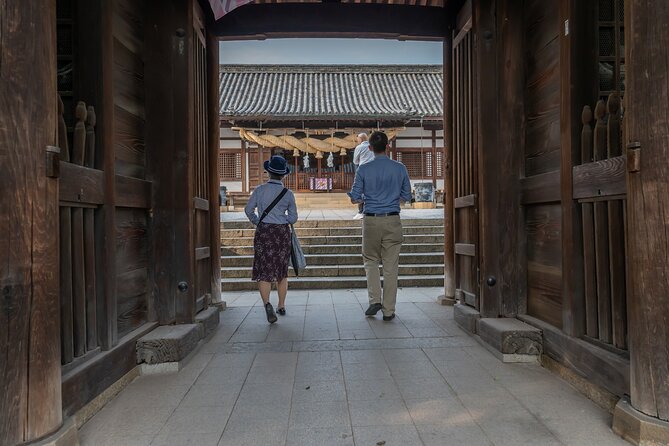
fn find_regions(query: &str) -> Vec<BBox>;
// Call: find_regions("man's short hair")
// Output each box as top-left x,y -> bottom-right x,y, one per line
368,131 -> 388,153
357,132 -> 368,140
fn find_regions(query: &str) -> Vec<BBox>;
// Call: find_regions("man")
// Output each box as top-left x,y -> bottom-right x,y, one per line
351,132 -> 375,219
348,131 -> 411,321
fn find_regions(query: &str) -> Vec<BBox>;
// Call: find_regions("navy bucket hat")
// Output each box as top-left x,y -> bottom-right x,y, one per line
264,155 -> 290,176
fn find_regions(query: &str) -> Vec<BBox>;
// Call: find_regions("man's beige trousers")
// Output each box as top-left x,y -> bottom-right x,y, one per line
362,215 -> 403,317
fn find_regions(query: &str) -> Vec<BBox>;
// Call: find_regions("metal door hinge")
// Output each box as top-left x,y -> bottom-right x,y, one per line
627,142 -> 641,173
46,146 -> 60,178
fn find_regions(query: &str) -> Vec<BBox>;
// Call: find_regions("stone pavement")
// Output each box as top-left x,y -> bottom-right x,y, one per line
79,288 -> 627,446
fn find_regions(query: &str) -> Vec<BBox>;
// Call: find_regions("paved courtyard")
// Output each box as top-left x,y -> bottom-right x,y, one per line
79,288 -> 627,446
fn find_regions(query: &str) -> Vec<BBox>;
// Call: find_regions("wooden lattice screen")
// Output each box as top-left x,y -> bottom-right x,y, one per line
575,94 -> 627,352
219,151 -> 242,180
396,151 -> 434,178
598,0 -> 625,98
193,22 -> 209,200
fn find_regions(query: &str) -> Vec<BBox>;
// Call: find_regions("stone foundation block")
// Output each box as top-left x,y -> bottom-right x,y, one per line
136,324 -> 200,365
437,294 -> 456,306
195,307 -> 221,339
31,418 -> 79,446
613,396 -> 669,445
478,318 -> 542,356
454,303 -> 480,334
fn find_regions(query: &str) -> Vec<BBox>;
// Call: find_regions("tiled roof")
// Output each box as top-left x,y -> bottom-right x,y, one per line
219,65 -> 443,122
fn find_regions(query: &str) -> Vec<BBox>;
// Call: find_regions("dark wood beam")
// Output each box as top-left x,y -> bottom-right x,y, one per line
520,171 -> 561,205
211,3 -> 449,40
572,156 -> 626,200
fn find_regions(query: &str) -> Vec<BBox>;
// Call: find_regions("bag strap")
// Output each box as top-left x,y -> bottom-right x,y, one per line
258,188 -> 288,224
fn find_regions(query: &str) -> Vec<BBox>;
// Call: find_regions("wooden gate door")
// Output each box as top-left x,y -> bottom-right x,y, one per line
192,6 -> 212,313
248,146 -> 272,190
452,18 -> 480,309
574,96 -> 628,350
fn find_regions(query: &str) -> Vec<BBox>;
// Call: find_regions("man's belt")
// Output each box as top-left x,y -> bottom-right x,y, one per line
364,212 -> 400,217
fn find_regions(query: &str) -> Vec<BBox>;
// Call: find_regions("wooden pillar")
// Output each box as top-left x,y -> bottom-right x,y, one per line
294,154 -> 299,190
241,140 -> 248,193
495,0 -> 524,317
91,0 -> 117,349
431,129 -> 437,186
0,0 -> 63,443
473,0 -> 501,318
613,0 -> 669,442
207,32 -> 222,306
442,37 -> 456,303
559,0 -> 595,336
146,0 -> 177,324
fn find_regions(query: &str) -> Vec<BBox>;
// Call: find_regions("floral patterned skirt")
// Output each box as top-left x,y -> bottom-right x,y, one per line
252,223 -> 292,282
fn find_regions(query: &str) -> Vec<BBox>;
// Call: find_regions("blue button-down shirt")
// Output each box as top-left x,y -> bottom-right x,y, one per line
348,155 -> 412,214
245,180 -> 298,226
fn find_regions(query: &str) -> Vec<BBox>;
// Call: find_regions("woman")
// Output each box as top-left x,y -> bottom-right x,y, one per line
245,155 -> 298,323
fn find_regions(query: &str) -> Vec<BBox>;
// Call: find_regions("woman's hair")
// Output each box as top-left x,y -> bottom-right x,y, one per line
269,173 -> 284,181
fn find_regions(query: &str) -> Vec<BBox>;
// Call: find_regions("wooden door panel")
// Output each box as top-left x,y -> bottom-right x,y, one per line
453,23 -> 479,310
191,3 -> 212,313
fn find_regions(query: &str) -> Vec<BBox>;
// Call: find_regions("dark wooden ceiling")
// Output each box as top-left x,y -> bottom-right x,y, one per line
208,1 -> 465,40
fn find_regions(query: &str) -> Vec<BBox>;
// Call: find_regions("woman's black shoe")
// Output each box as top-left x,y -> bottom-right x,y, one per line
277,307 -> 286,316
265,302 -> 278,323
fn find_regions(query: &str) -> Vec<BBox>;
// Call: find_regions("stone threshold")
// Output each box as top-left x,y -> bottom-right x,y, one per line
137,307 -> 221,373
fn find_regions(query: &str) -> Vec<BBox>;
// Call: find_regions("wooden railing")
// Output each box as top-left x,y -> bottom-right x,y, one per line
575,93 -> 628,352
58,97 -> 101,366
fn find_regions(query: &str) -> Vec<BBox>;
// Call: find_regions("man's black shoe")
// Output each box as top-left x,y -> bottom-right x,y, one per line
265,302 -> 278,324
383,313 -> 396,322
365,303 -> 383,316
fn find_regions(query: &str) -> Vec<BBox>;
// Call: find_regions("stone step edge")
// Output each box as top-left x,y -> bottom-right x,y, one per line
221,253 -> 444,259
221,274 -> 444,283
222,243 -> 445,250
221,219 -> 445,229
221,264 -> 446,272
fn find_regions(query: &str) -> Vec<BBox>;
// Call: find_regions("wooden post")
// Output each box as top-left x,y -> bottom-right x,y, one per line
431,129 -> 437,187
173,0 -> 196,324
146,0 -> 177,324
207,31 -> 222,306
559,0 -> 592,337
495,0 -> 524,317
242,140 -> 248,193
96,0 -> 118,349
473,0 -> 501,318
0,0 -> 63,442
612,0 -> 669,441
294,153 -> 299,190
442,36 -> 456,304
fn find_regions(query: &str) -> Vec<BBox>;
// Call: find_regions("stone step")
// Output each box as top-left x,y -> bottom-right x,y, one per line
221,264 -> 445,279
221,252 -> 444,267
220,225 -> 445,238
221,274 -> 444,291
221,243 -> 444,256
221,218 -> 444,230
221,234 -> 444,247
